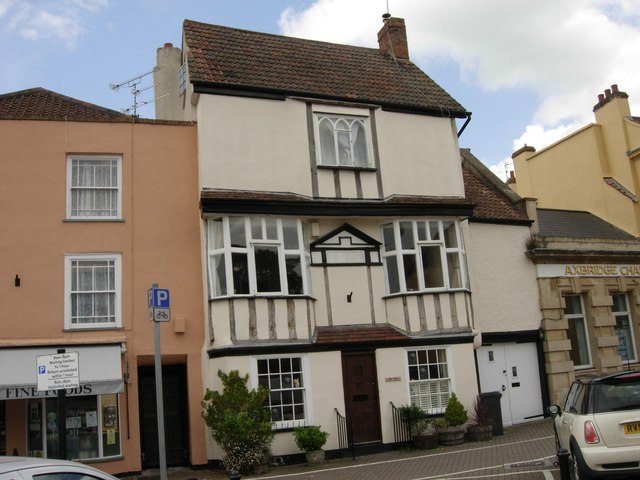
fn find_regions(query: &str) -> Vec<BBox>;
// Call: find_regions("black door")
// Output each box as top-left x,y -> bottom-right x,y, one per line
342,352 -> 382,444
138,365 -> 188,468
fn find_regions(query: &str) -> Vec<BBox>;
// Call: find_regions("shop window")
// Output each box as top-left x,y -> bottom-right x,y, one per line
407,348 -> 451,414
0,401 -> 5,455
27,395 -> 120,460
613,293 -> 637,362
564,295 -> 592,369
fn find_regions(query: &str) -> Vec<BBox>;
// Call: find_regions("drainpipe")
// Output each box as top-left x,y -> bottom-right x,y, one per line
457,112 -> 472,137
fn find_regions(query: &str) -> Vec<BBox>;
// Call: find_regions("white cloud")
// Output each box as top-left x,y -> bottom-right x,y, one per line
279,0 -> 640,169
1,0 -> 108,48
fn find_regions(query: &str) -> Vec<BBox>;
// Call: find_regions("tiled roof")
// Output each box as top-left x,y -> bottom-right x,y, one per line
460,149 -> 530,223
315,324 -> 409,344
183,20 -> 467,117
0,88 -> 131,122
537,209 -> 637,240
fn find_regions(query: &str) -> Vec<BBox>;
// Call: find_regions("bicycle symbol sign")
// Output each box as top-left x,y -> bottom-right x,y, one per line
152,308 -> 171,322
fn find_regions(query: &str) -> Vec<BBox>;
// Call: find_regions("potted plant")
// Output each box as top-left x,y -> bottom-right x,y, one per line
467,394 -> 493,442
294,425 -> 329,464
399,404 -> 438,449
436,393 -> 468,445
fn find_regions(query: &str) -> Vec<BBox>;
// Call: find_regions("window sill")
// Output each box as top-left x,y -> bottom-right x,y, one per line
63,218 -> 125,223
317,165 -> 377,172
64,325 -> 123,332
382,288 -> 470,300
210,294 -> 316,302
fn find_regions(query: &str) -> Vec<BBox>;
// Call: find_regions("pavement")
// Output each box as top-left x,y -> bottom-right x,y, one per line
132,418 -> 561,480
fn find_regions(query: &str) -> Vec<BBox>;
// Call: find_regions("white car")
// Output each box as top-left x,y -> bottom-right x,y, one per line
0,457 -> 119,480
548,370 -> 640,479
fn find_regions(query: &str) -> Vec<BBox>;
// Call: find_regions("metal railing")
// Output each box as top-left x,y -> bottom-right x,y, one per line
390,402 -> 412,447
335,408 -> 354,459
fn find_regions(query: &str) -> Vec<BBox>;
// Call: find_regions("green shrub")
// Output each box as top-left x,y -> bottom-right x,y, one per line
202,370 -> 274,474
444,393 -> 468,427
294,425 -> 329,452
398,404 -> 431,435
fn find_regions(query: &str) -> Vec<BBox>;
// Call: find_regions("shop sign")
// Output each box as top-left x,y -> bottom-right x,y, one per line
36,351 -> 79,391
0,381 -> 123,400
537,264 -> 640,278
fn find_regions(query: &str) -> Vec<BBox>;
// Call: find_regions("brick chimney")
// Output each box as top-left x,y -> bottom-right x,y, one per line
377,16 -> 409,60
593,83 -> 629,112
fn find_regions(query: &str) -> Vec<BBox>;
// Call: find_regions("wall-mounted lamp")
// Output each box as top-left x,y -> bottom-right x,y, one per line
14,275 -> 20,287
347,292 -> 353,303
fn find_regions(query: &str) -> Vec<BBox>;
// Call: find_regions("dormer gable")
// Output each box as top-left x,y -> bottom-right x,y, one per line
310,223 -> 381,266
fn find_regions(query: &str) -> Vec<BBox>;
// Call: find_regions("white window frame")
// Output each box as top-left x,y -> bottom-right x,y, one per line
251,354 -> 312,430
563,294 -> 592,369
207,216 -> 309,298
406,347 -> 453,415
313,105 -> 374,169
381,219 -> 468,295
66,155 -> 122,220
612,292 -> 637,363
64,253 -> 122,330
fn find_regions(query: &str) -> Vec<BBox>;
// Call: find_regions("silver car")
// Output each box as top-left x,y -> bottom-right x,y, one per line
548,370 -> 640,479
0,457 -> 119,480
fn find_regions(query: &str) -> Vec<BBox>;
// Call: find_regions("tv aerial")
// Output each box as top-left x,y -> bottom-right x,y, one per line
110,68 -> 168,117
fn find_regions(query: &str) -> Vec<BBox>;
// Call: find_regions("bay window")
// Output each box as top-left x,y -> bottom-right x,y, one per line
381,220 -> 467,294
207,217 -> 309,297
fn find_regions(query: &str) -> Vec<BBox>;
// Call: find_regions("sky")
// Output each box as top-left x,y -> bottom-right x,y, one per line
1,0 -> 639,179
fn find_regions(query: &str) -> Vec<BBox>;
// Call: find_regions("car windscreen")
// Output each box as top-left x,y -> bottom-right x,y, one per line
593,377 -> 640,413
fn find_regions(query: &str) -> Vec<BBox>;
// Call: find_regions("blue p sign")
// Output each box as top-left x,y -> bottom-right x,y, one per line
148,288 -> 170,308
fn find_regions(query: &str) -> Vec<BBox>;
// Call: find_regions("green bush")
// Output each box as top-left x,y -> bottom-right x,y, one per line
398,404 -> 431,435
294,425 -> 329,452
444,393 -> 468,427
202,370 -> 274,474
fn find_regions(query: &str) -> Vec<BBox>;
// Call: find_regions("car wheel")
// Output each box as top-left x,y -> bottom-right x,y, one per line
570,447 -> 595,480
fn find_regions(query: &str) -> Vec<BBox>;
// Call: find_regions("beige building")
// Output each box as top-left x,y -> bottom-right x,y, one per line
156,17 -> 482,461
510,84 -> 640,237
525,208 -> 640,403
0,88 -> 207,474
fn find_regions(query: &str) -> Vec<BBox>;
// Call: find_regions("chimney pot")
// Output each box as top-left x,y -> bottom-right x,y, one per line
605,88 -> 612,98
164,42 -> 173,48
611,84 -> 619,93
598,93 -> 605,103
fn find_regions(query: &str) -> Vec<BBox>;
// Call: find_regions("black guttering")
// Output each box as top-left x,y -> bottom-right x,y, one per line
200,197 -> 475,217
192,81 -> 469,119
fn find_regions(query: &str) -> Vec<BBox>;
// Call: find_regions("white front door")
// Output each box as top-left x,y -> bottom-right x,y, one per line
476,342 -> 543,426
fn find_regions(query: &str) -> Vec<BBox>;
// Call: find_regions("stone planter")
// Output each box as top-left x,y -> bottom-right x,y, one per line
305,450 -> 325,464
413,433 -> 438,449
467,425 -> 493,442
438,427 -> 465,446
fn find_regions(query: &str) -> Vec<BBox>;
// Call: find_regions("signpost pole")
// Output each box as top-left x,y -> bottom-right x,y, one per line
150,284 -> 168,480
56,348 -> 67,460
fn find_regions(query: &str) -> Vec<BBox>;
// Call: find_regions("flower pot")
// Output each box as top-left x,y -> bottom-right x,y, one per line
467,425 -> 493,442
438,427 -> 465,446
305,450 -> 325,464
413,433 -> 438,449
